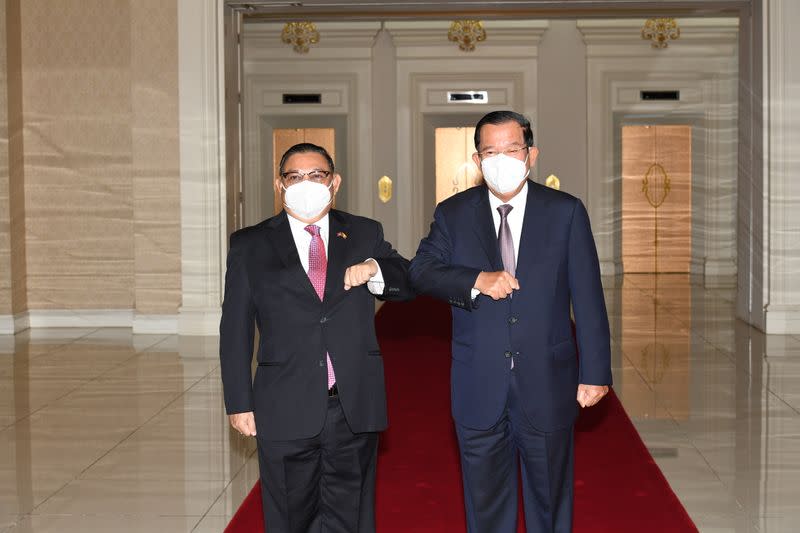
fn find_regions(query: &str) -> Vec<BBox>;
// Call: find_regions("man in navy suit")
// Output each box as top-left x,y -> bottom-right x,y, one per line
410,111 -> 612,532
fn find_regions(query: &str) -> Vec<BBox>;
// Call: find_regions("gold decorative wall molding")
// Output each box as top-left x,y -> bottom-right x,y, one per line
447,20 -> 486,52
641,18 -> 680,49
281,21 -> 320,53
642,163 -> 671,208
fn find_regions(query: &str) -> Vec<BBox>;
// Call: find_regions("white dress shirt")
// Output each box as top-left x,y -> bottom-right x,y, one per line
488,181 -> 527,263
479,182 -> 528,368
286,212 -> 385,294
471,182 -> 528,299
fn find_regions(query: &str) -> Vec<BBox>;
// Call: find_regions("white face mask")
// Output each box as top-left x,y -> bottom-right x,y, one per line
282,180 -> 333,220
480,152 -> 530,194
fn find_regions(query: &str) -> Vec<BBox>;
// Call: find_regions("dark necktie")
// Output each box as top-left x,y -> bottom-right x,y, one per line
497,204 -> 515,277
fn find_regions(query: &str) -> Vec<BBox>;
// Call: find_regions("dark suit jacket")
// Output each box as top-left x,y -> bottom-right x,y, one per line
219,209 -> 412,441
409,181 -> 612,432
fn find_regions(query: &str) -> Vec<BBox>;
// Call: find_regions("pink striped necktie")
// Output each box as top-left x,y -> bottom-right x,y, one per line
304,224 -> 336,389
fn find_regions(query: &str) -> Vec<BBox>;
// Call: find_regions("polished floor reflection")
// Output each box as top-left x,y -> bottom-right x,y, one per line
1,276 -> 799,532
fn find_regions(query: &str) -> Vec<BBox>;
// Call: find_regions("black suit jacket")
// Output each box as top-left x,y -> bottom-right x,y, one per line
219,209 -> 412,440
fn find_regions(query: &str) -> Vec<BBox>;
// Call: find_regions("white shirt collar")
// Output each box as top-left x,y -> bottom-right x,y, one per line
287,211 -> 329,234
488,180 -> 528,213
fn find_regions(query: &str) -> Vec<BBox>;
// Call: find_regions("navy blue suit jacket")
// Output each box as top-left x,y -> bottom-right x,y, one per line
409,181 -> 612,432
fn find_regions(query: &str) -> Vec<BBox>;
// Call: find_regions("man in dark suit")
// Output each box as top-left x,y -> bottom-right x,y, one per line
410,111 -> 612,532
219,143 -> 412,533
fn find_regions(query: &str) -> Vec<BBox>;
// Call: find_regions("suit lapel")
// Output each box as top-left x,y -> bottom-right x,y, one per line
472,186 -> 504,272
265,211 -> 319,301
324,210 -> 351,304
515,181 -> 550,287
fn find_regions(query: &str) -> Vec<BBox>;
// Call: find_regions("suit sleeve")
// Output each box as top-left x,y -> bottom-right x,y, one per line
370,221 -> 414,301
219,232 -> 256,415
409,204 -> 482,311
567,200 -> 613,386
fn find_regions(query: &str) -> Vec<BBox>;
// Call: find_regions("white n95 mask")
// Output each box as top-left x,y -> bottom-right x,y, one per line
480,153 -> 530,194
283,180 -> 333,220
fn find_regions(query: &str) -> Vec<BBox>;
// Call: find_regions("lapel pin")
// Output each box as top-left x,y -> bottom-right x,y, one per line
337,231 -> 347,239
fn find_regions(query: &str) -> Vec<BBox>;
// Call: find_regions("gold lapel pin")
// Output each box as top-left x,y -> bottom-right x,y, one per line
337,231 -> 347,239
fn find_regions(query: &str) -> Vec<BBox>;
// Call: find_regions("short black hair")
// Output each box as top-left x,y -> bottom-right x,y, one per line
474,110 -> 534,151
278,143 -> 335,175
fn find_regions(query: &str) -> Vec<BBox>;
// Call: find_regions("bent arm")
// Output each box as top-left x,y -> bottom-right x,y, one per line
409,206 -> 481,310
370,221 -> 414,301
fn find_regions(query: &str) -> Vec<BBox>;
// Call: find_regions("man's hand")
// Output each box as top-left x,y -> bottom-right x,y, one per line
229,411 -> 257,437
474,271 -> 520,300
344,259 -> 379,290
577,384 -> 609,408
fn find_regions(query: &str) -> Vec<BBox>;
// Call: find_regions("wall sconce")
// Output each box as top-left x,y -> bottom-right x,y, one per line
378,175 -> 393,203
545,174 -> 560,190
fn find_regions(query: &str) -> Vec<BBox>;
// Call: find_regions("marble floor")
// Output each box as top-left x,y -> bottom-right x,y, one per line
0,275 -> 798,532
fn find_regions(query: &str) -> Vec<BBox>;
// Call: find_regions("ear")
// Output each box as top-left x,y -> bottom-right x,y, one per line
472,152 -> 482,170
528,146 -> 540,168
331,174 -> 343,195
274,176 -> 283,194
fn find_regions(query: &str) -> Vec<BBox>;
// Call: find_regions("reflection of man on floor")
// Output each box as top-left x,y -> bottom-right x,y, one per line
219,143 -> 412,533
410,111 -> 612,532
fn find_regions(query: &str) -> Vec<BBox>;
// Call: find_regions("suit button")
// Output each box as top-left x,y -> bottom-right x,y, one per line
504,351 -> 513,358
320,317 -> 328,324
508,317 -> 518,325
319,360 -> 325,367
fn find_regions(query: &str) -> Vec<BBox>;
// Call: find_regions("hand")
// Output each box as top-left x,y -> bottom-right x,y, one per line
344,259 -> 379,290
577,384 -> 609,408
229,411 -> 257,437
474,271 -> 520,300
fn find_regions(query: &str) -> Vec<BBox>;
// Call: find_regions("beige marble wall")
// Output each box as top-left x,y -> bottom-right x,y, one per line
5,0 -> 27,317
131,0 -> 180,315
20,0 -> 134,309
0,0 -> 10,315
0,0 -> 181,316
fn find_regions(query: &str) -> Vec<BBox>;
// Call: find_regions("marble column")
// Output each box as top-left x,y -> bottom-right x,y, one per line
0,0 -> 27,334
0,0 -> 11,333
177,0 -> 226,335
762,0 -> 800,333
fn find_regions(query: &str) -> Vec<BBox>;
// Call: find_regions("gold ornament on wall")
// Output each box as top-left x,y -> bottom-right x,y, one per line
378,175 -> 393,203
642,163 -> 671,208
448,20 -> 486,52
641,18 -> 680,49
545,174 -> 561,191
281,22 -> 320,53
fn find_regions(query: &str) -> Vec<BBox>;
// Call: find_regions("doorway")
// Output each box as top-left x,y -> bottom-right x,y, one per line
434,125 -> 481,205
244,114 -> 348,227
271,127 -> 337,215
421,114 -> 488,228
621,124 -> 692,274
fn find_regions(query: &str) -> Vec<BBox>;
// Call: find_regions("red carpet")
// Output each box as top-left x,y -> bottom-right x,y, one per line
225,297 -> 696,532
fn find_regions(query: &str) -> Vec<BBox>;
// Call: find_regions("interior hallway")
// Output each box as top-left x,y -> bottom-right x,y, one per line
1,275 -> 799,532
